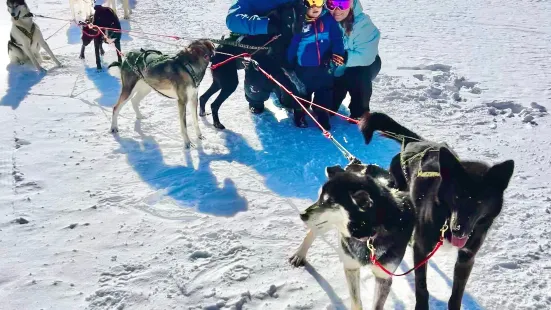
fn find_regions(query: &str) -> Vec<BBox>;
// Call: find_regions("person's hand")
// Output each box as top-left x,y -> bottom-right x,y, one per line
331,54 -> 345,66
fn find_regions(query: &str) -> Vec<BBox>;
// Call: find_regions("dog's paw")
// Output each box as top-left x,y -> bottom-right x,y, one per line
184,141 -> 196,149
37,67 -> 47,74
79,55 -> 85,59
100,50 -> 105,56
199,109 -> 206,117
198,134 -> 206,141
110,127 -> 119,133
136,114 -> 146,120
96,68 -> 104,73
289,254 -> 306,267
213,122 -> 226,130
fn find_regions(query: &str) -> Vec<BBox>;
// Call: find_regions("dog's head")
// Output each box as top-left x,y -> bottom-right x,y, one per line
6,0 -> 28,20
437,147 -> 514,248
186,39 -> 216,61
299,164 -> 392,239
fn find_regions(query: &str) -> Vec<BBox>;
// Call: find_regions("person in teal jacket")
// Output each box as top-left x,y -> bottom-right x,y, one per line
327,0 -> 381,120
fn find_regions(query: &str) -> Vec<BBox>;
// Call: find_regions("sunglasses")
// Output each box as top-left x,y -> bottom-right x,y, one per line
305,0 -> 324,8
326,0 -> 351,11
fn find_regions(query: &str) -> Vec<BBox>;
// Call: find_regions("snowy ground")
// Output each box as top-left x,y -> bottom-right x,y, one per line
1,0 -> 551,309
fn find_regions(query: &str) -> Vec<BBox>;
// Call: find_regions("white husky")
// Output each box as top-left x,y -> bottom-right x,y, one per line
7,0 -> 62,71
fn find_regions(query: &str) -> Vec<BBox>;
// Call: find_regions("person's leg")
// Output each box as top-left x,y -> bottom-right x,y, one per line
242,35 -> 280,114
312,68 -> 334,130
332,74 -> 348,116
347,55 -> 382,119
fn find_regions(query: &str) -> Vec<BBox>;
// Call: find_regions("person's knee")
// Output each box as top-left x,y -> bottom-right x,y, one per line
244,83 -> 270,104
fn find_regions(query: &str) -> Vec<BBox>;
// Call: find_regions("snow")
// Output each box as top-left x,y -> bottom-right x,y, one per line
1,0 -> 551,309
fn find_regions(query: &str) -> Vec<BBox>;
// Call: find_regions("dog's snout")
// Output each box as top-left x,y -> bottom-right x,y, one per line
452,224 -> 461,232
299,212 -> 309,221
11,13 -> 16,16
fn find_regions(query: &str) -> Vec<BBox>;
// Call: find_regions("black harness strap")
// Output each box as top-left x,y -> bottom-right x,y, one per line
15,23 -> 36,45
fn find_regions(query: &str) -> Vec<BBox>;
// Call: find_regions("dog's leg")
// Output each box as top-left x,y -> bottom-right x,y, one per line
21,43 -> 44,72
94,38 -> 102,71
108,0 -> 118,16
122,0 -> 131,19
79,44 -> 86,59
448,233 -> 486,310
130,81 -> 151,120
344,267 -> 363,310
413,241 -> 431,310
38,35 -> 61,67
289,229 -> 316,267
111,80 -> 137,132
199,81 -> 220,116
177,96 -> 193,148
189,88 -> 204,141
114,39 -> 122,62
211,69 -> 238,130
372,277 -> 392,310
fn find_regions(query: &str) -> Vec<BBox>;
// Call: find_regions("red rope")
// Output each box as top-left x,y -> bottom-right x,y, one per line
370,236 -> 445,277
255,63 -> 331,137
81,27 -> 101,38
92,24 -> 124,57
211,53 -> 251,70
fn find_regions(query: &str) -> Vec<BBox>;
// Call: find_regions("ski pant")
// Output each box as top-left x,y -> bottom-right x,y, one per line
333,55 -> 381,118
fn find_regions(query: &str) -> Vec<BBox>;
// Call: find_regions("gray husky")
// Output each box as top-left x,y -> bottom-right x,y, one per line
7,0 -> 62,71
108,39 -> 215,148
360,112 -> 515,310
291,163 -> 415,310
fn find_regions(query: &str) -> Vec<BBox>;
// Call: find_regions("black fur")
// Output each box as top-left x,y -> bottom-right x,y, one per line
292,163 -> 415,309
199,4 -> 305,130
80,5 -> 122,71
360,112 -> 515,310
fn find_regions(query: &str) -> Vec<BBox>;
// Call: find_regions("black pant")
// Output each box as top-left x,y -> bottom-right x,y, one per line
295,66 -> 333,116
243,35 -> 297,110
333,55 -> 381,118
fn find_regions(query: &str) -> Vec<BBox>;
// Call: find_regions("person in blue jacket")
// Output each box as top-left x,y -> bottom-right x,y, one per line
225,0 -> 306,116
286,0 -> 345,130
326,0 -> 381,120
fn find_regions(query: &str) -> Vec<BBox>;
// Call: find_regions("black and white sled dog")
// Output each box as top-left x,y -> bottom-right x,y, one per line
360,112 -> 515,310
290,162 -> 415,310
7,0 -> 62,71
108,39 -> 216,148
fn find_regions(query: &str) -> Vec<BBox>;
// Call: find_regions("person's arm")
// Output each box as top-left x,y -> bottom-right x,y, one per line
286,34 -> 300,65
346,15 -> 380,67
225,0 -> 270,35
328,17 -> 345,65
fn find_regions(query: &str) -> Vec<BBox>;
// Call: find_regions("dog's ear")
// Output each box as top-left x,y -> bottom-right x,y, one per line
325,165 -> 344,179
439,147 -> 465,182
485,160 -> 515,192
350,190 -> 372,209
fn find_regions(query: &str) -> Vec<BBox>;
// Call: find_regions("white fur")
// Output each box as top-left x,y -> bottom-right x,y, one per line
7,4 -> 62,71
292,203 -> 394,310
110,79 -> 204,149
68,0 -> 93,22
105,0 -> 132,19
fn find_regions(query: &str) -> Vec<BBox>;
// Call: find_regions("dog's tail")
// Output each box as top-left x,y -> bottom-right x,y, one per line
108,61 -> 121,77
359,112 -> 423,146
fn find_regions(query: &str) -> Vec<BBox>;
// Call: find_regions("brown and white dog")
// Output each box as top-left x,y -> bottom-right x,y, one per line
108,39 -> 216,148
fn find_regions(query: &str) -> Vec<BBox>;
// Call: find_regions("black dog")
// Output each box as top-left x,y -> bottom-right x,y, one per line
360,112 -> 515,310
79,5 -> 121,71
199,3 -> 305,130
291,162 -> 415,310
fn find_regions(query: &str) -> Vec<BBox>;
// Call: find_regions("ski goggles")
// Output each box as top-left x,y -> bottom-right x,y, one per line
325,0 -> 352,11
305,0 -> 324,8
